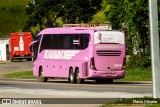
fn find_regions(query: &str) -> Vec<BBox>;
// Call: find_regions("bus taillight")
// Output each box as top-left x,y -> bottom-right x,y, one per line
90,57 -> 96,70
123,57 -> 126,70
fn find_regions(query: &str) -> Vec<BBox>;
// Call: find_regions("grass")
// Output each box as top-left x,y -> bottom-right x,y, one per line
122,67 -> 152,81
4,71 -> 34,79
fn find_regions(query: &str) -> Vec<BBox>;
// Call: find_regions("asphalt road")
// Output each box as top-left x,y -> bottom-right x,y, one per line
0,79 -> 152,98
0,79 -> 152,107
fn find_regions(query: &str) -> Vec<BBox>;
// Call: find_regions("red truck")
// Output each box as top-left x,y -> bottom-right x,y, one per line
9,32 -> 32,61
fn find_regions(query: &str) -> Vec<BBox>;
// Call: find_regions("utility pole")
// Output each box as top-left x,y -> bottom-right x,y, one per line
149,0 -> 160,98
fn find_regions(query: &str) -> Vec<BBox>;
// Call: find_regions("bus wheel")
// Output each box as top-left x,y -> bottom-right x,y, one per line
39,68 -> 48,82
75,69 -> 84,84
69,68 -> 76,83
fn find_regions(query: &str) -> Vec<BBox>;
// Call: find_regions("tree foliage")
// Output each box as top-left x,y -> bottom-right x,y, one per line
0,0 -> 30,37
62,0 -> 102,23
24,0 -> 64,31
105,0 -> 150,68
24,0 -> 102,32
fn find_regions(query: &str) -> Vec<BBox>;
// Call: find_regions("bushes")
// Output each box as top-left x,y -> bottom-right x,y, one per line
127,55 -> 151,68
123,67 -> 152,81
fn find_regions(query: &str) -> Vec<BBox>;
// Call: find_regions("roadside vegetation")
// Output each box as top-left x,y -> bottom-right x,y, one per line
4,71 -> 34,79
122,67 -> 151,81
4,66 -> 152,81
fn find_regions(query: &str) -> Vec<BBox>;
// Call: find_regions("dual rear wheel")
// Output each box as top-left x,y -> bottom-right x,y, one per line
39,67 -> 113,84
69,68 -> 84,84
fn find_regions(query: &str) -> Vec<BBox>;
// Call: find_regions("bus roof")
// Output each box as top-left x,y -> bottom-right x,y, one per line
38,27 -> 96,35
38,26 -> 113,36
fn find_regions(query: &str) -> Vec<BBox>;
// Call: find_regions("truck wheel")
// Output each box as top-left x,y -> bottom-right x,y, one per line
39,68 -> 48,82
27,58 -> 32,61
69,68 -> 76,83
75,69 -> 84,84
10,58 -> 14,62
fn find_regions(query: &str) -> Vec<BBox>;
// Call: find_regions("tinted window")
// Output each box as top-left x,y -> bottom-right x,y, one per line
40,34 -> 63,51
33,35 -> 42,61
40,34 -> 89,51
72,34 -> 89,49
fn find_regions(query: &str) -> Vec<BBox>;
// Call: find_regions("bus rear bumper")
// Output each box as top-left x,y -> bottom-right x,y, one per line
87,70 -> 125,79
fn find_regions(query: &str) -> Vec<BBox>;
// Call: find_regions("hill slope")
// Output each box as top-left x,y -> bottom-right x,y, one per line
0,0 -> 30,37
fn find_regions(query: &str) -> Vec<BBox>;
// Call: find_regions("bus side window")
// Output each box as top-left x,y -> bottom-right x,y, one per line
63,35 -> 72,49
71,34 -> 90,50
82,34 -> 89,49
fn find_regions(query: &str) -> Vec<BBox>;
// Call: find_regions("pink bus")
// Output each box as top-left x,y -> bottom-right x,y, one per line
30,25 -> 126,84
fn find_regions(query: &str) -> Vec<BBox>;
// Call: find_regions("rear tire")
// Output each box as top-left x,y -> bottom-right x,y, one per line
10,58 -> 14,62
75,69 -> 84,84
39,68 -> 48,82
27,58 -> 32,61
69,68 -> 76,83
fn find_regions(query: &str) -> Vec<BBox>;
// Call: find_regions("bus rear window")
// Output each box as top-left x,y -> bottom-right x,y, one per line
40,34 -> 89,51
94,31 -> 124,44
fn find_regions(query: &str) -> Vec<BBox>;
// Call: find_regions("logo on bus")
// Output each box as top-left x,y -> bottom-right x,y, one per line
96,45 -> 123,49
44,50 -> 79,60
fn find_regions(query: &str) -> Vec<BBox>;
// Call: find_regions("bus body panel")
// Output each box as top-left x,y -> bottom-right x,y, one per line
33,48 -> 89,78
93,44 -> 125,71
87,69 -> 125,79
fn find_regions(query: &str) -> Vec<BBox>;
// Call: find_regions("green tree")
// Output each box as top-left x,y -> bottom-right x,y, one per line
62,0 -> 102,23
24,0 -> 102,34
105,0 -> 150,68
24,0 -> 63,31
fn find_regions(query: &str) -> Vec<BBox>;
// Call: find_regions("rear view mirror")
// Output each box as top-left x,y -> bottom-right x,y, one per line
29,45 -> 33,52
29,41 -> 37,52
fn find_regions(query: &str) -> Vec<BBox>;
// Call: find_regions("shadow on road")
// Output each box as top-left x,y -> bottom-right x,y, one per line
46,79 -> 151,85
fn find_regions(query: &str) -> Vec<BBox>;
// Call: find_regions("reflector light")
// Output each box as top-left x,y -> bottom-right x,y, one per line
90,57 -> 96,70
